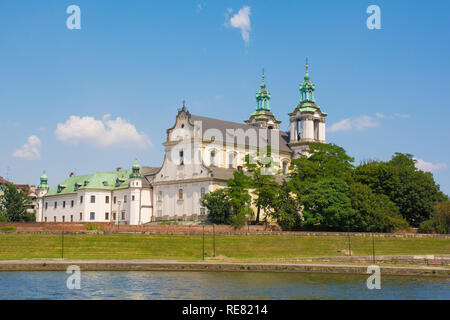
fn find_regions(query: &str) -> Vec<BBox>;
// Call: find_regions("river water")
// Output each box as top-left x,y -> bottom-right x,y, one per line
0,271 -> 448,300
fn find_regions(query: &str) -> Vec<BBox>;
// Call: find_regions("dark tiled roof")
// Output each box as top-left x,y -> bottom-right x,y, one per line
208,166 -> 236,181
142,166 -> 161,187
190,115 -> 292,153
208,166 -> 287,184
142,166 -> 160,176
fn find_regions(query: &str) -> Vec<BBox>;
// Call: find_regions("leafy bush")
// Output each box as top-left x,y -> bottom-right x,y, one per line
201,189 -> 231,224
0,226 -> 16,231
230,212 -> 247,230
86,223 -> 104,231
419,201 -> 450,234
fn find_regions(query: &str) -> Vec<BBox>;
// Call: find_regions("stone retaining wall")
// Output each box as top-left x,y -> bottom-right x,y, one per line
0,222 -> 449,238
0,260 -> 448,277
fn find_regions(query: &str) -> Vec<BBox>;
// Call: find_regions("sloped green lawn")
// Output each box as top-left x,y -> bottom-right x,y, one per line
0,233 -> 448,261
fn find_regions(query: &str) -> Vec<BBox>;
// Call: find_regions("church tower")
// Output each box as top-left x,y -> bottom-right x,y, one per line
288,62 -> 327,157
129,160 -> 143,225
36,171 -> 49,222
245,71 -> 281,129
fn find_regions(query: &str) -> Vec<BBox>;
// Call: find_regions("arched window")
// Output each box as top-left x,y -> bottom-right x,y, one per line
228,153 -> 236,169
314,120 -> 319,140
282,161 -> 289,175
210,150 -> 216,166
179,150 -> 184,165
178,188 -> 183,200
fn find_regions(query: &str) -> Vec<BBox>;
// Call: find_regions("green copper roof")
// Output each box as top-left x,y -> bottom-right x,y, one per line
299,64 -> 316,103
37,171 -> 49,190
130,160 -> 142,179
255,73 -> 271,111
40,171 -> 48,180
47,170 -> 133,196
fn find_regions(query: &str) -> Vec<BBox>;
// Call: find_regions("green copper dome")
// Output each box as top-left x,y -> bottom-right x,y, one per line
130,160 -> 142,179
255,73 -> 271,111
37,171 -> 49,190
299,64 -> 316,103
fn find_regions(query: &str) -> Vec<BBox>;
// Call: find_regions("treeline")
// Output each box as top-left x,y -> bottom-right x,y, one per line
0,183 -> 35,222
201,143 -> 449,233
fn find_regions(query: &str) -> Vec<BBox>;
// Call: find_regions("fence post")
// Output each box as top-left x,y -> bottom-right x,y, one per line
213,224 -> 216,257
202,225 -> 205,261
61,226 -> 64,259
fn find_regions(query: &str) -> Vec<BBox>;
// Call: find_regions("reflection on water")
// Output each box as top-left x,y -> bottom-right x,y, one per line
0,271 -> 448,300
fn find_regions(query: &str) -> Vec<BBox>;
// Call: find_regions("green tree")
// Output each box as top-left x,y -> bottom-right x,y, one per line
349,182 -> 409,232
265,181 -> 302,230
300,178 -> 355,230
355,153 -> 447,226
419,201 -> 450,234
244,152 -> 279,223
201,189 -> 232,224
390,154 -> 447,226
0,183 -> 34,222
354,161 -> 399,198
289,143 -> 354,196
226,170 -> 253,229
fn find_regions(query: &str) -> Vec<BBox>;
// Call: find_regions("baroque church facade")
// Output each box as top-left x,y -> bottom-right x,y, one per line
35,65 -> 327,225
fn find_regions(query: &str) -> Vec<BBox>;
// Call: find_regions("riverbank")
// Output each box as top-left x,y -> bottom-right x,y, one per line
1,233 -> 449,261
0,259 -> 448,277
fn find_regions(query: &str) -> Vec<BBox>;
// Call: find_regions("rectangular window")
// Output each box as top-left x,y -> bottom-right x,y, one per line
200,208 -> 206,215
90,212 -> 95,220
80,212 -> 82,221
45,202 -> 48,210
80,196 -> 83,204
54,202 -> 57,209
112,212 -> 116,221
105,212 -> 109,220
44,217 -> 47,222
178,189 -> 183,200
132,195 -> 135,201
70,215 -> 73,222
121,211 -> 125,220
54,216 -> 56,222
62,216 -> 65,222
71,200 -> 74,208
124,195 -> 127,203
201,187 -> 206,199
105,196 -> 110,204
157,210 -> 162,217
90,195 -> 95,203
63,201 -> 66,208
113,196 -> 116,204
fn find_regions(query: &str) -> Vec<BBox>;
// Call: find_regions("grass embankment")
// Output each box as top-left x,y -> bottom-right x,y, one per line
0,233 -> 448,261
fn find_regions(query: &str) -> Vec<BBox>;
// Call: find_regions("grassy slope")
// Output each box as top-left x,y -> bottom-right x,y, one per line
0,233 -> 448,261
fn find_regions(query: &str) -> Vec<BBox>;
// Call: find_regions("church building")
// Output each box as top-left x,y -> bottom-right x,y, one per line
35,64 -> 327,225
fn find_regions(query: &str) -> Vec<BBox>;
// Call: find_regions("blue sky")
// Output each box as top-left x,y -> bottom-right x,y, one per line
0,0 -> 449,194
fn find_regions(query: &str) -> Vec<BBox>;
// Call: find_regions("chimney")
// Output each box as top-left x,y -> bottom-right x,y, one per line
117,167 -> 122,172
69,172 -> 75,178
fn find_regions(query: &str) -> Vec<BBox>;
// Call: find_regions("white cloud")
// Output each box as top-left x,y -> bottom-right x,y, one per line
55,115 -> 152,149
12,135 -> 41,160
328,112 -> 411,133
328,115 -> 380,133
414,158 -> 447,173
225,6 -> 251,45
376,113 -> 411,120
